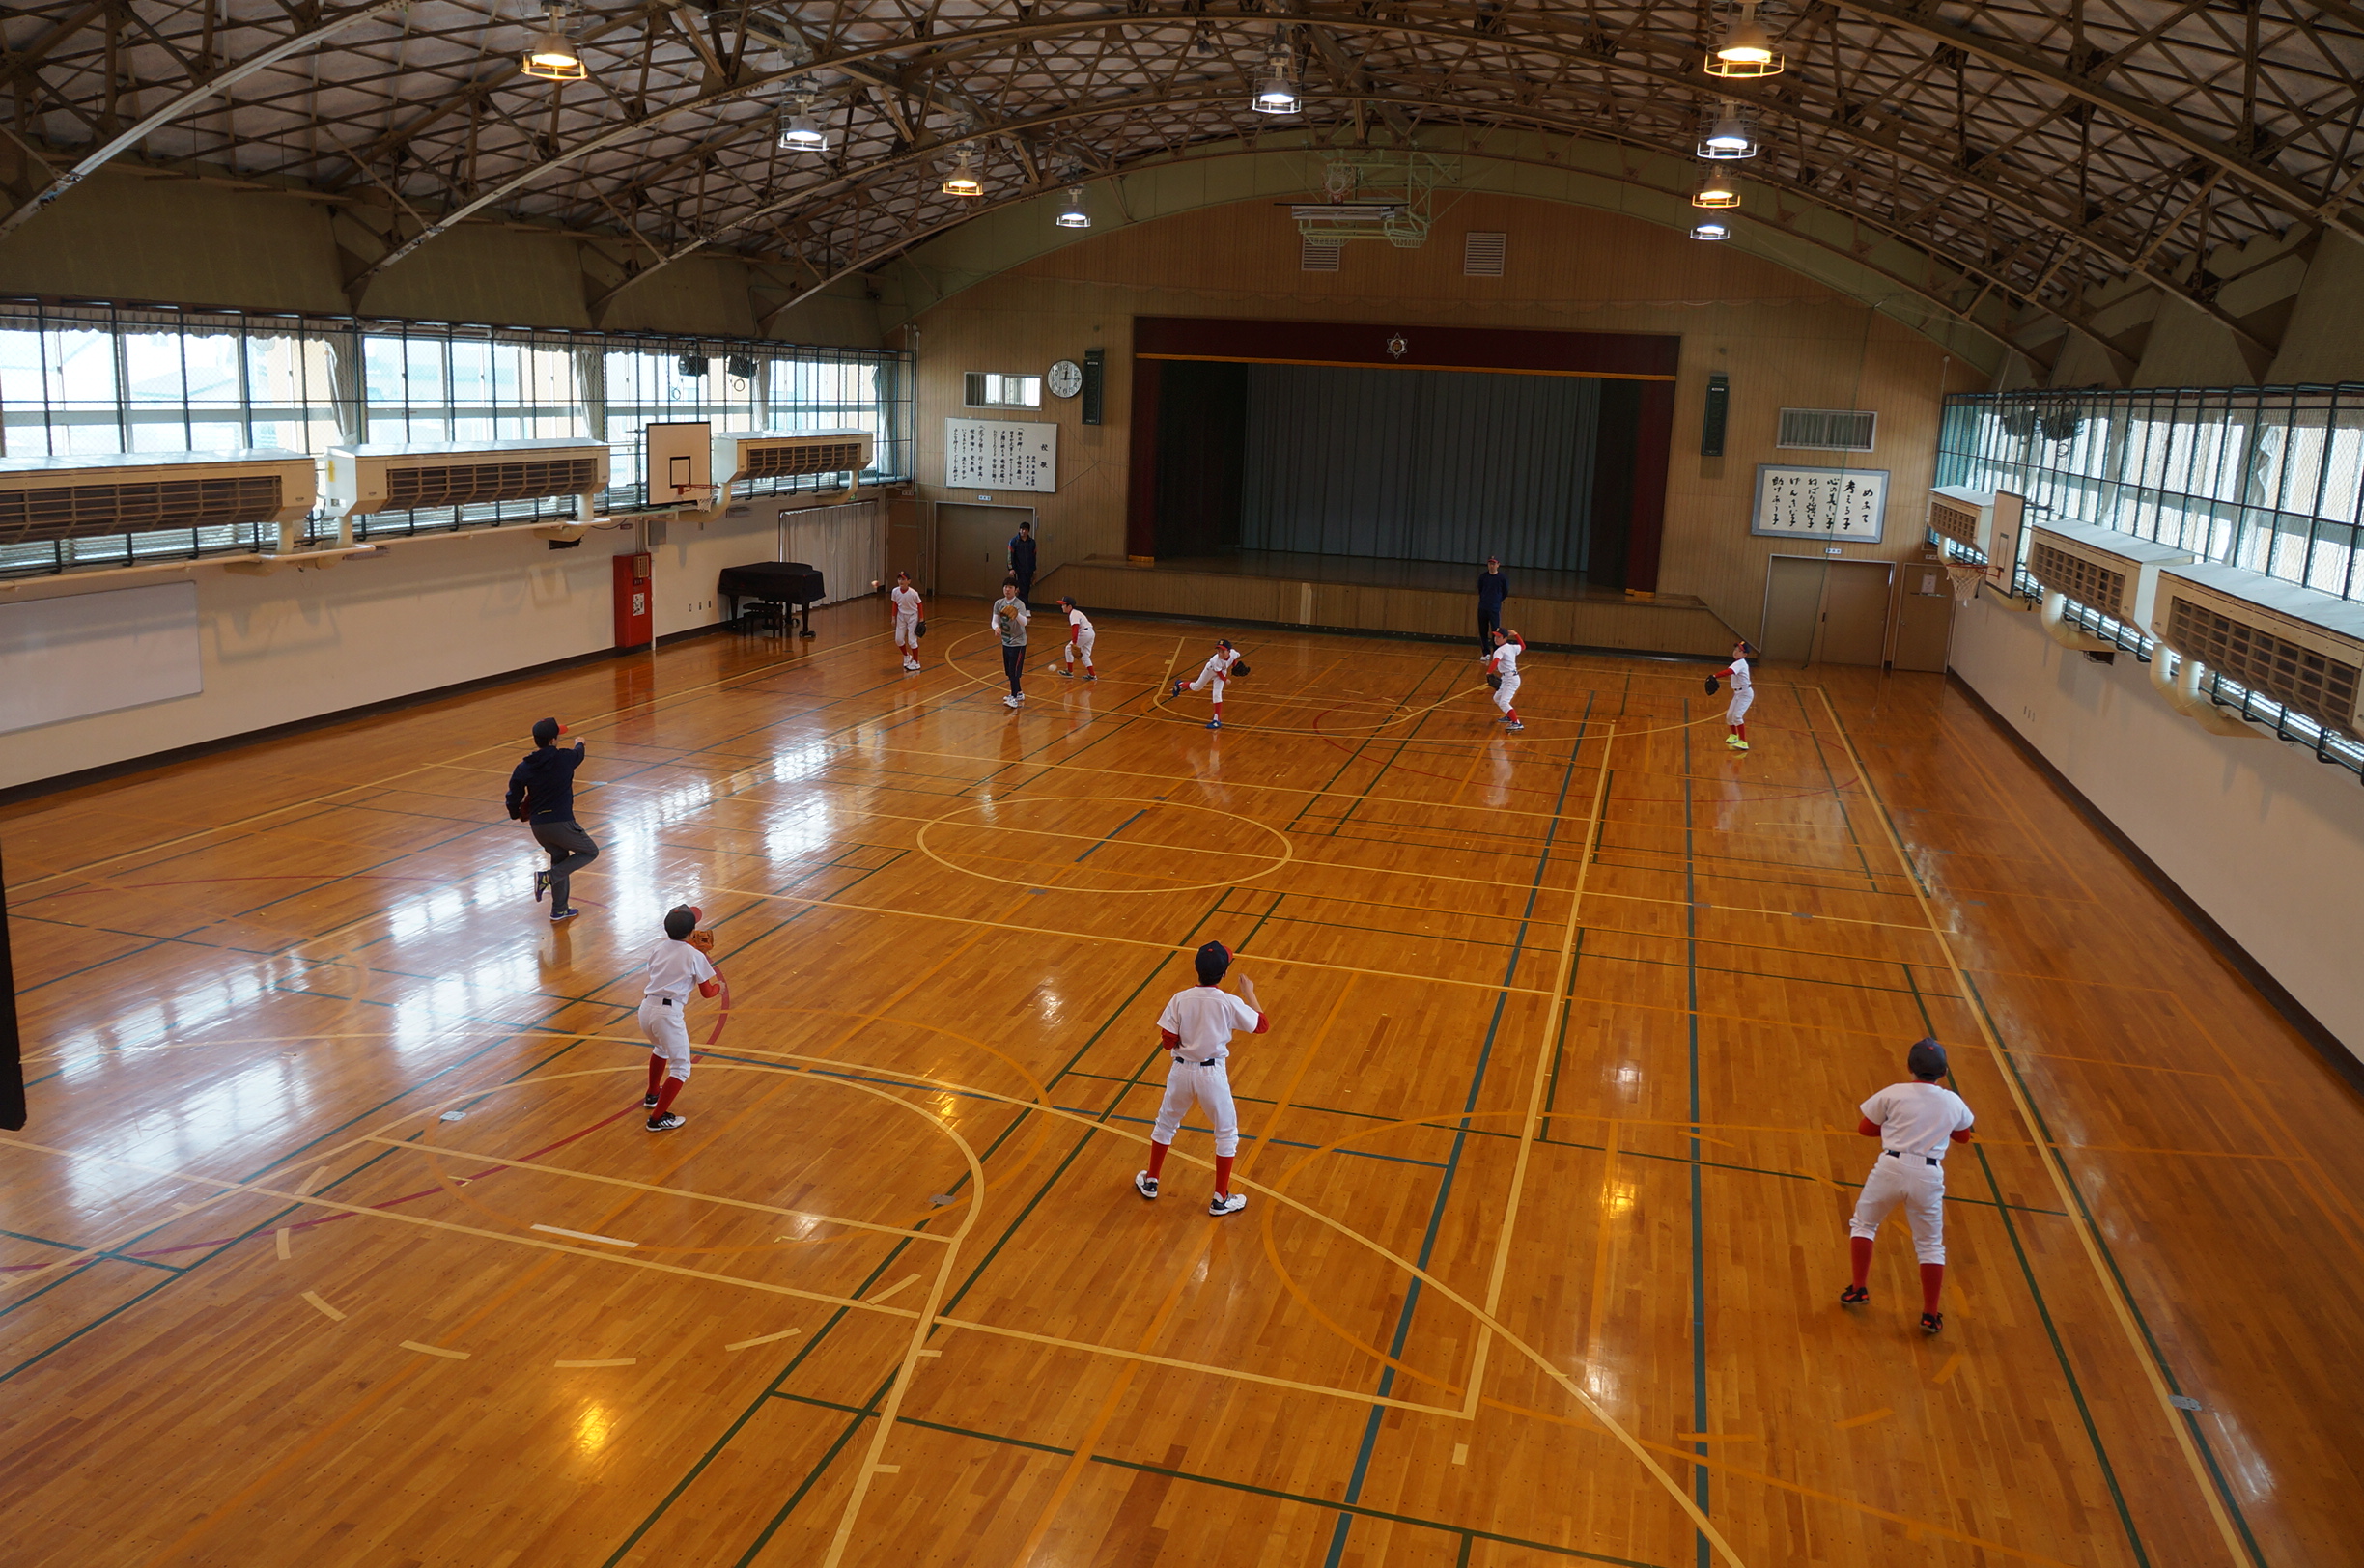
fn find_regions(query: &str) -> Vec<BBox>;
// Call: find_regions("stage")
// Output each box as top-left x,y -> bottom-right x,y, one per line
1035,551 -> 1739,657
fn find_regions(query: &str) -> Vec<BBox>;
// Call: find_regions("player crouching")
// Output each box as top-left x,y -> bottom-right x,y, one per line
638,904 -> 723,1132
1055,597 -> 1096,680
1170,638 -> 1248,729
1841,1037 -> 1975,1332
1484,629 -> 1526,732
1136,942 -> 1269,1216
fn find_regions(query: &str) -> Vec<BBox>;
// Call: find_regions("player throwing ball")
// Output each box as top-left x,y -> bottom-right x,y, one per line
1704,639 -> 1755,750
1135,941 -> 1269,1216
1841,1036 -> 1975,1332
639,904 -> 723,1132
885,571 -> 924,672
1483,628 -> 1526,732
1055,597 -> 1096,680
1170,637 -> 1247,730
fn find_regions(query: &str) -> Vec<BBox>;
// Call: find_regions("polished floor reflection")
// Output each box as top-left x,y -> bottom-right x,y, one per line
3,599 -> 2358,1568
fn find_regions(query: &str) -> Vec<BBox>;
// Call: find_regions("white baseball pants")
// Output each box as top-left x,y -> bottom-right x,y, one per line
1849,1152 -> 1947,1263
1494,674 -> 1521,715
1726,688 -> 1755,726
1150,1057 -> 1239,1157
1067,629 -> 1095,665
1189,672 -> 1227,704
893,613 -> 920,652
638,994 -> 695,1080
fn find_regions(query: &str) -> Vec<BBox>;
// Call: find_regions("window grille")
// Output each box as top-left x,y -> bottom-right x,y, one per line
1778,408 -> 1877,451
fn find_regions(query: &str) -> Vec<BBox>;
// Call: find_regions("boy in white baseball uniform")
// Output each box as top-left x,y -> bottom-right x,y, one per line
1708,639 -> 1755,750
1483,628 -> 1526,732
639,904 -> 723,1132
888,572 -> 924,672
1170,638 -> 1244,730
1135,941 -> 1269,1216
1055,597 -> 1096,680
1841,1037 -> 1975,1332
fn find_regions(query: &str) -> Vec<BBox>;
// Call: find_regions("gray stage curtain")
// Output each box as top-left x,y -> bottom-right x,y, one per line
1237,364 -> 1599,570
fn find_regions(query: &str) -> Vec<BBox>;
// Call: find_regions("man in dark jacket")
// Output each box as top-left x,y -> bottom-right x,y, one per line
505,715 -> 599,923
1008,521 -> 1038,606
1478,555 -> 1510,651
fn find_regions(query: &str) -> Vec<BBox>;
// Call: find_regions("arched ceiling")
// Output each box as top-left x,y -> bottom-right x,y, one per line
4,0 -> 2359,369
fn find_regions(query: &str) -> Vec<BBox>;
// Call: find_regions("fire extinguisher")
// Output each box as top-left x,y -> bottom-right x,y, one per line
613,552 -> 654,650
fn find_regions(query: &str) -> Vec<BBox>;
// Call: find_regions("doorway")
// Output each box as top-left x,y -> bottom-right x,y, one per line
936,503 -> 1034,600
1759,557 -> 1894,666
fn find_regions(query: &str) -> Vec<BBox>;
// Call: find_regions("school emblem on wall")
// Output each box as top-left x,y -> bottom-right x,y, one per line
1385,332 -> 1408,359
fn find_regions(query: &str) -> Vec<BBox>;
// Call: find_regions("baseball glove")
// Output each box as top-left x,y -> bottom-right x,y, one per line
915,619 -> 927,638
1228,658 -> 1251,678
1704,675 -> 1721,695
688,928 -> 717,955
1485,673 -> 1503,691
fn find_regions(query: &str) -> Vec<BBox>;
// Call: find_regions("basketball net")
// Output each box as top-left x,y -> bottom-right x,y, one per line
1944,564 -> 1986,605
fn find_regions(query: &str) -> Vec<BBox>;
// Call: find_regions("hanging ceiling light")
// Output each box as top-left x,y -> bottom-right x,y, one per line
1252,41 -> 1301,115
943,147 -> 984,199
1055,186 -> 1091,229
1705,1 -> 1784,78
521,2 -> 587,82
1691,218 -> 1732,241
1697,100 -> 1758,159
1692,164 -> 1740,208
778,92 -> 828,153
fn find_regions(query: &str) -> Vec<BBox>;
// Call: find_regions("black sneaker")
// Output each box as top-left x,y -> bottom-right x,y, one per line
647,1112 -> 685,1132
642,1093 -> 660,1109
550,907 -> 579,923
533,870 -> 549,903
1840,1284 -> 1870,1305
1920,1310 -> 1944,1334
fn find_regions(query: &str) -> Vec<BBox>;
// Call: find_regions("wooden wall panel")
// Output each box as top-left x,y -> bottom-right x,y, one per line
911,194 -> 1973,642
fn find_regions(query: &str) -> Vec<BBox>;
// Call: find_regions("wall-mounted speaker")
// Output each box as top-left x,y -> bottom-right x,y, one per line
1082,348 -> 1105,426
1702,373 -> 1730,458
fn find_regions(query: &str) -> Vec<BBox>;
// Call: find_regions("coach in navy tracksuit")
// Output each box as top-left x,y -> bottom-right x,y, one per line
506,715 -> 599,923
1008,521 -> 1038,606
1477,555 -> 1510,651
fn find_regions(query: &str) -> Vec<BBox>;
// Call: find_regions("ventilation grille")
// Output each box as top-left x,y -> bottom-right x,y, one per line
2166,593 -> 2362,735
2028,541 -> 2127,618
741,440 -> 868,480
1927,498 -> 1983,547
1301,238 -> 1340,272
1463,231 -> 1506,276
380,458 -> 601,510
0,475 -> 285,547
1778,408 -> 1878,451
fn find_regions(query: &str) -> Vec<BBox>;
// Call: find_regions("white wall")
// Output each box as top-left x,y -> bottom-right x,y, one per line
1949,594 -> 2364,1062
0,497 -> 886,791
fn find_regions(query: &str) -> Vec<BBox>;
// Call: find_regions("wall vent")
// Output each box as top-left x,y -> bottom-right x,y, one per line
1301,238 -> 1341,272
0,450 -> 318,551
322,438 -> 611,543
2024,519 -> 2193,626
716,430 -> 875,483
1924,485 -> 2025,566
2153,561 -> 2364,738
1463,231 -> 1506,276
1778,408 -> 1878,451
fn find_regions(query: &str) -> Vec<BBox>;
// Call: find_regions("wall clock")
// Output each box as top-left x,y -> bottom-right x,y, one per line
1047,359 -> 1084,399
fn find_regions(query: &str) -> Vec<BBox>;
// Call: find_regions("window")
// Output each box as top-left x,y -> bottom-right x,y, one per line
1778,407 -> 1878,452
964,372 -> 1041,409
0,301 -> 914,575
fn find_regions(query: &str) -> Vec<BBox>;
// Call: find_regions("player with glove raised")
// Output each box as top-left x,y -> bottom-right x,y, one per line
1705,639 -> 1755,751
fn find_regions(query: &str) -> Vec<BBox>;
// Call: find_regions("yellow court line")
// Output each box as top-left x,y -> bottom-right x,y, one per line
359,1133 -> 951,1241
300,1291 -> 345,1322
402,1340 -> 470,1361
725,1328 -> 802,1352
1465,720 -> 1616,1417
1833,1408 -> 1893,1430
553,1358 -> 635,1368
1815,686 -> 2262,1568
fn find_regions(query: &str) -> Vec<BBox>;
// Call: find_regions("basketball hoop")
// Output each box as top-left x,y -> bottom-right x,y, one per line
1945,564 -> 1985,604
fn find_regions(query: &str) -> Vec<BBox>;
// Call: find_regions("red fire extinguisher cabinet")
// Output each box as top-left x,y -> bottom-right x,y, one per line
614,552 -> 654,650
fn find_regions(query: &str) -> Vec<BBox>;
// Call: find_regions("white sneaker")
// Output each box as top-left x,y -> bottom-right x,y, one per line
1505,721 -> 1525,732
1134,1171 -> 1159,1200
1209,1191 -> 1246,1217
1003,694 -> 1021,709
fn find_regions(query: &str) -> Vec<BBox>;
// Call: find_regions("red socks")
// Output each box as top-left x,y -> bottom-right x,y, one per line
1849,1235 -> 1874,1288
1145,1140 -> 1169,1179
654,1076 -> 685,1116
646,1055 -> 667,1098
1736,722 -> 1748,741
1920,1263 -> 1945,1313
1213,1154 -> 1235,1198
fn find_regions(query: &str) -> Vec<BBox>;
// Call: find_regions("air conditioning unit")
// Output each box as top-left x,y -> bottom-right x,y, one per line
711,429 -> 873,488
320,437 -> 609,545
2150,560 -> 2364,740
2026,520 -> 2195,627
0,449 -> 318,555
1926,485 -> 2026,567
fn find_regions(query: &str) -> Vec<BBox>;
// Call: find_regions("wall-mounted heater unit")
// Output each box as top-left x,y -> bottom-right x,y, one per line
712,429 -> 872,491
2025,519 -> 2195,653
0,449 -> 318,557
2149,561 -> 2364,742
319,437 -> 610,545
1925,485 -> 2027,570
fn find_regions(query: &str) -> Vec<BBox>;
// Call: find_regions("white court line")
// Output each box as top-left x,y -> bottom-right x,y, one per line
530,1223 -> 638,1249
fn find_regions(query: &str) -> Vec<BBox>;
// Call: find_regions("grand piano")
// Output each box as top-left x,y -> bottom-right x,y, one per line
718,560 -> 825,637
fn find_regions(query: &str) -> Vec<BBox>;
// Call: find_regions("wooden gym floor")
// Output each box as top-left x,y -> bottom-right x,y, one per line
2,599 -> 2359,1568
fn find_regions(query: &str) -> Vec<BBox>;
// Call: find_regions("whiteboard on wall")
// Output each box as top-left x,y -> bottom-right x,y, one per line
0,581 -> 203,735
945,418 -> 1057,492
1750,463 -> 1889,543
